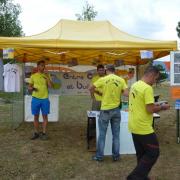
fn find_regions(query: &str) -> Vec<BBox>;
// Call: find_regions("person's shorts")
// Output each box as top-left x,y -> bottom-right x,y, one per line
31,97 -> 50,115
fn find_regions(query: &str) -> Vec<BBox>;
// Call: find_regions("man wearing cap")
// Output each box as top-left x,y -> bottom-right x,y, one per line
90,64 -> 128,161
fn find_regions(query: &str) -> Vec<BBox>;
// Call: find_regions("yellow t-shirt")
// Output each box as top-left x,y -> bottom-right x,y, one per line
94,74 -> 127,110
128,80 -> 154,135
29,73 -> 49,99
91,75 -> 103,101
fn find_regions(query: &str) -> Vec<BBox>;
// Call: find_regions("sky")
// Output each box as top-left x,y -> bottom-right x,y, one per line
14,0 -> 180,41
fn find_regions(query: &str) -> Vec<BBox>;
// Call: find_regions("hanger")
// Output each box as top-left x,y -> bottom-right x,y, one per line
9,59 -> 16,64
3,58 -> 16,65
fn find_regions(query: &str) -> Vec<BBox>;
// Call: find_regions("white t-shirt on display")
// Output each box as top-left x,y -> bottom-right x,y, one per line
3,63 -> 22,92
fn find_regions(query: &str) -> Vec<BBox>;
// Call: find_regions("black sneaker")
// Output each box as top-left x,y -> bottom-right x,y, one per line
112,156 -> 119,162
92,155 -> 103,162
31,132 -> 39,140
40,133 -> 48,140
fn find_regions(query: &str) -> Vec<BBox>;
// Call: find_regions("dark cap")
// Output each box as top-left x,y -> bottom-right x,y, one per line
106,64 -> 115,72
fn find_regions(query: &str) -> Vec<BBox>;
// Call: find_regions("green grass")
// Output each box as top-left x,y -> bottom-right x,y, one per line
0,91 -> 24,129
0,86 -> 179,179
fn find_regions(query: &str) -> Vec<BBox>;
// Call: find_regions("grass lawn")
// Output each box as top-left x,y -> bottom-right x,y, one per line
0,91 -> 24,129
0,84 -> 179,180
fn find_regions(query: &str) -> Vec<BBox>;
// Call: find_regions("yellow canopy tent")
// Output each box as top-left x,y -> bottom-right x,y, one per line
0,19 -> 177,65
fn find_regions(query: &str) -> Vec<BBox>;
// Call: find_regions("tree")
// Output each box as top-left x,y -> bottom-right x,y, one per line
154,64 -> 168,85
176,21 -> 180,38
75,1 -> 98,21
0,0 -> 23,37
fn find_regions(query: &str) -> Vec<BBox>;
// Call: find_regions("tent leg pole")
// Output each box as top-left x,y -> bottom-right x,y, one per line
176,109 -> 180,144
136,65 -> 139,80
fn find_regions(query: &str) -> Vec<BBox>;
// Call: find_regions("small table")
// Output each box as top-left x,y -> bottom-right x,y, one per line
87,112 -> 161,151
153,113 -> 160,128
87,111 -> 97,149
87,111 -> 136,155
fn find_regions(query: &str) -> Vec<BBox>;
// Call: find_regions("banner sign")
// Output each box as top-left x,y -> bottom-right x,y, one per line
3,48 -> 14,59
140,50 -> 153,59
60,72 -> 92,95
48,72 -> 93,95
25,66 -> 136,96
170,86 -> 180,99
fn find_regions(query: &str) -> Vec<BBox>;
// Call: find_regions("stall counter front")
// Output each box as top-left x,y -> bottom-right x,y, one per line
24,95 -> 59,122
87,111 -> 136,155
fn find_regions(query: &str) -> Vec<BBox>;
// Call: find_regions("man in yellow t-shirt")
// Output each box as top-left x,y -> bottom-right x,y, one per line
127,66 -> 170,180
28,60 -> 52,140
91,64 -> 105,111
90,64 -> 128,161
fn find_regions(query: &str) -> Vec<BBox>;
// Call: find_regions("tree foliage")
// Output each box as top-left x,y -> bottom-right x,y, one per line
154,64 -> 168,82
75,1 -> 98,21
0,0 -> 23,37
176,21 -> 180,38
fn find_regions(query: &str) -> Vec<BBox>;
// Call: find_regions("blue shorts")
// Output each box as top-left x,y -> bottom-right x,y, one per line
31,97 -> 50,115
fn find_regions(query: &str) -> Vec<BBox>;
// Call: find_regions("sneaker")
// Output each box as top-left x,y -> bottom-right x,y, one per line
31,132 -> 39,140
92,155 -> 103,162
40,133 -> 48,140
112,156 -> 119,162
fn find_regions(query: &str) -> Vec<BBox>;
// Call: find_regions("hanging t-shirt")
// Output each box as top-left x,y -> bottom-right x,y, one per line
0,59 -> 4,91
3,63 -> 22,92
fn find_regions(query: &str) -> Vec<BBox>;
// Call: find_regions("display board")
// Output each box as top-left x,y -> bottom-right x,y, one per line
170,51 -> 180,86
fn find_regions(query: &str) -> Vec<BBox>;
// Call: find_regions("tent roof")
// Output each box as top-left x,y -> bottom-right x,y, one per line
0,19 -> 177,65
